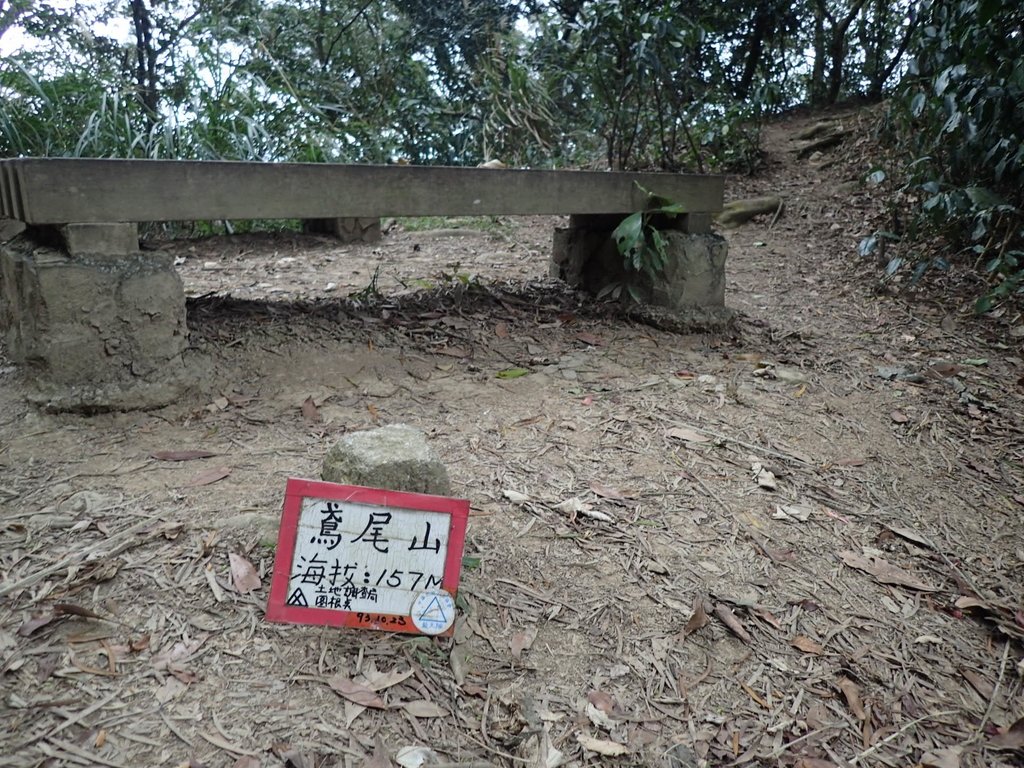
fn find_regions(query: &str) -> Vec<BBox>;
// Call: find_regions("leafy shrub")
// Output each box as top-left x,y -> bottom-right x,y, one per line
881,0 -> 1024,311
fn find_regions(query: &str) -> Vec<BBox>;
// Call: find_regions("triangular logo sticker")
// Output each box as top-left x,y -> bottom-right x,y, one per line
416,596 -> 447,624
286,588 -> 308,607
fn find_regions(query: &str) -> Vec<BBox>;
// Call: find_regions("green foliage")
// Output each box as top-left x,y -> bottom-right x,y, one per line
882,0 -> 1024,310
543,0 -> 764,172
606,184 -> 687,301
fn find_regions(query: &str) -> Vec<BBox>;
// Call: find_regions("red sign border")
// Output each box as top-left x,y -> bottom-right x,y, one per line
265,478 -> 469,636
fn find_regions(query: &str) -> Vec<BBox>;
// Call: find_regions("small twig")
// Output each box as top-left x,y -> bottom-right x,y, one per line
971,641 -> 1010,743
769,199 -> 785,230
849,710 -> 958,764
45,738 -> 129,768
766,721 -> 845,760
158,709 -> 194,748
675,423 -> 814,468
199,729 -> 261,757
0,519 -> 155,598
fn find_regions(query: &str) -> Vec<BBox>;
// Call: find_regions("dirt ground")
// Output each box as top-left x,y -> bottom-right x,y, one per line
2,110 -> 1024,768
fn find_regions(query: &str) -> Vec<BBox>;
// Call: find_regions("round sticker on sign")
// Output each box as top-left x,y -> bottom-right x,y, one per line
411,590 -> 456,635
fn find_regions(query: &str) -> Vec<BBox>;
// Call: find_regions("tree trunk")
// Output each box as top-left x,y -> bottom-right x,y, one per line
736,4 -> 771,100
810,2 -> 827,105
825,0 -> 871,104
873,6 -> 918,98
129,0 -> 159,123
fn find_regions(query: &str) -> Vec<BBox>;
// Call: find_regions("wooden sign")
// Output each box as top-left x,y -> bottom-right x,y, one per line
266,478 -> 468,636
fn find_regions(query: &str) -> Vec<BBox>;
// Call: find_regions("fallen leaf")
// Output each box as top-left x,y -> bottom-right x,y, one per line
345,700 -> 365,729
401,700 -> 447,718
775,366 -> 808,383
890,410 -> 909,424
150,450 -> 218,461
185,466 -> 231,487
682,597 -> 709,638
773,504 -> 811,522
169,667 -> 198,684
155,676 -> 186,703
839,550 -> 938,591
301,396 -> 320,423
494,322 -> 509,338
53,603 -> 105,621
362,666 -> 415,692
576,332 -> 604,346
791,635 -> 824,655
837,676 -> 866,720
361,737 -> 393,768
590,481 -> 631,500
834,456 -> 866,467
751,462 -> 777,490
17,610 -> 56,637
795,759 -> 837,768
753,606 -> 783,628
883,524 -> 934,550
587,702 -> 616,729
954,596 -> 989,610
927,361 -> 961,379
959,667 -> 994,699
667,426 -> 710,443
395,747 -> 441,768
327,675 -> 385,709
228,553 -> 261,594
510,628 -> 536,660
920,746 -> 962,768
436,346 -> 469,358
713,603 -> 752,643
576,734 -> 628,756
496,367 -> 530,379
151,637 -> 206,670
554,496 -> 613,522
989,716 -> 1024,750
576,505 -> 614,523
231,758 -> 261,768
502,489 -> 530,504
587,690 -> 616,715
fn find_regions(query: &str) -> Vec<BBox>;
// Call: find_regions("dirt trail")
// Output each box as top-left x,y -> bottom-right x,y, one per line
2,110 -> 1023,768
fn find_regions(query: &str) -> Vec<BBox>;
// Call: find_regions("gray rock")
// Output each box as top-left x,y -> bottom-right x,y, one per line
322,424 -> 451,495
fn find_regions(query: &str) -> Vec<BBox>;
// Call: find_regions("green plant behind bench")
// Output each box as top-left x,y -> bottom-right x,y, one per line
605,184 -> 688,301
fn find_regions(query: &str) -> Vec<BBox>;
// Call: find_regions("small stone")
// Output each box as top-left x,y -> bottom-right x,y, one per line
322,424 -> 451,495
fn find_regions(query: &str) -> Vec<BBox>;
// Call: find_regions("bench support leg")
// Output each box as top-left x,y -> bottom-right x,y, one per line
1,224 -> 189,412
551,214 -> 728,310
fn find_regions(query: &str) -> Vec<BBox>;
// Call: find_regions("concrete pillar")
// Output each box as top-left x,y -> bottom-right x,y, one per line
0,225 -> 189,412
551,216 -> 728,311
59,223 -> 139,256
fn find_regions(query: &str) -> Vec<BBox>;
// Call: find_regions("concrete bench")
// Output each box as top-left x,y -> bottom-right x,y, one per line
0,159 -> 724,411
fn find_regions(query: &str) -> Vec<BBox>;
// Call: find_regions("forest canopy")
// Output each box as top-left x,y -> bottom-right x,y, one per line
0,0 -> 921,169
